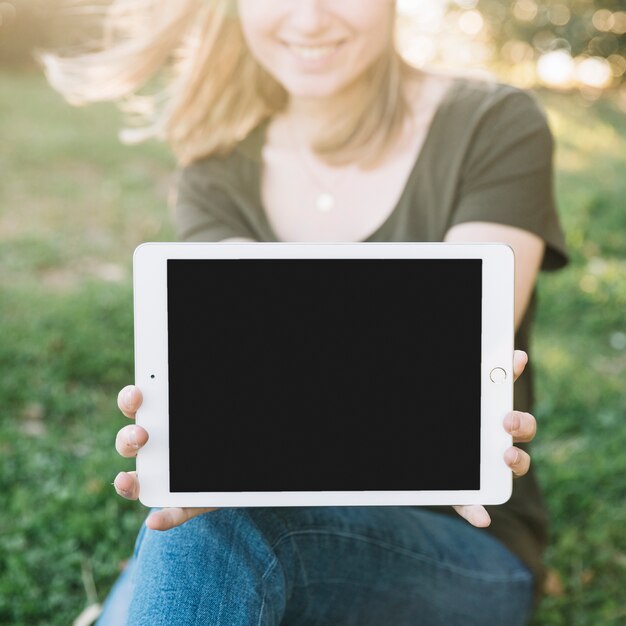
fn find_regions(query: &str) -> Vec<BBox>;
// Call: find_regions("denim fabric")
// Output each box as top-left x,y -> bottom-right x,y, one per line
96,506 -> 534,626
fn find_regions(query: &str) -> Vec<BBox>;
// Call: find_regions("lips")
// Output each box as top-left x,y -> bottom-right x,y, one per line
282,40 -> 345,62
288,43 -> 341,60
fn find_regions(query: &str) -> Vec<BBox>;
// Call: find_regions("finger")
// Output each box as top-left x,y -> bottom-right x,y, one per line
504,446 -> 531,478
113,470 -> 140,500
503,411 -> 537,443
117,385 -> 143,419
452,504 -> 491,528
115,424 -> 149,458
513,350 -> 528,383
146,507 -> 218,531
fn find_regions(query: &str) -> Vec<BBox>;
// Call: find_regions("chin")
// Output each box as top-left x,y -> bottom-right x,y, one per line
280,75 -> 354,101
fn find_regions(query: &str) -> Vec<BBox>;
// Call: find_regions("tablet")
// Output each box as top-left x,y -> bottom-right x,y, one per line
133,242 -> 514,508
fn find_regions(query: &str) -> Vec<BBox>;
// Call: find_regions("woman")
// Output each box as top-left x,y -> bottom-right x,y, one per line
42,1 -> 569,624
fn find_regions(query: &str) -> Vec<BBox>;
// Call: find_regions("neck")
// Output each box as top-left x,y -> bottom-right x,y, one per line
283,74 -> 366,144
285,97 -> 328,137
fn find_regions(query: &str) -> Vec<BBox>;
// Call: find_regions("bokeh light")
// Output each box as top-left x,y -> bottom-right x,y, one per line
394,0 -> 626,96
537,50 -> 576,89
576,56 -> 614,90
513,0 -> 539,22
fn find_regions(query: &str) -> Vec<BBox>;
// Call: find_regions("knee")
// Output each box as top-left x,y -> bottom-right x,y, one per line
137,508 -> 276,577
128,508 -> 287,625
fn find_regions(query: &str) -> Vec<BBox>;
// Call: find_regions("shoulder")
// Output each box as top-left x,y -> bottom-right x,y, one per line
173,125 -> 264,241
415,72 -> 556,174
177,122 -> 264,196
178,114 -> 269,179
178,150 -> 243,191
442,73 -> 551,135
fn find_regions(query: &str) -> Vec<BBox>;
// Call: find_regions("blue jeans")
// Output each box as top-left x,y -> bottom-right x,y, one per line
96,506 -> 534,626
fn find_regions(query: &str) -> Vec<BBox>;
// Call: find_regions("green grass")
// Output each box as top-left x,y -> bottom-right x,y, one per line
527,89 -> 626,625
1,70 -> 625,625
0,70 -> 176,624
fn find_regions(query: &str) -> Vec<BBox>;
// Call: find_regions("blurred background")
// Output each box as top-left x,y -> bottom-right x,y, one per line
0,1 -> 625,624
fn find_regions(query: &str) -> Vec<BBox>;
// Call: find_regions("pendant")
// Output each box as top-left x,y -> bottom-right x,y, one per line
316,192 -> 335,213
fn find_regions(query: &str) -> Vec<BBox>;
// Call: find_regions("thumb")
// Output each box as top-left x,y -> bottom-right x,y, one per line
146,507 -> 218,531
452,504 -> 491,528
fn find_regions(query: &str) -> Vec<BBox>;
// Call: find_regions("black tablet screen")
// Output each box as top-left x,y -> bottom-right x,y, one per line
167,258 -> 482,492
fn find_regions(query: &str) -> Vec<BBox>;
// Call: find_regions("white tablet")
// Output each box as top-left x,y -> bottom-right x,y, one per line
133,242 -> 514,508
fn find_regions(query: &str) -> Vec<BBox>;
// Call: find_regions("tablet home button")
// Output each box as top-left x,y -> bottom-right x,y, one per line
490,367 -> 507,383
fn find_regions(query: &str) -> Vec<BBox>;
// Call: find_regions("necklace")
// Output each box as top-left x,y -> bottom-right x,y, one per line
285,116 -> 356,213
316,191 -> 336,213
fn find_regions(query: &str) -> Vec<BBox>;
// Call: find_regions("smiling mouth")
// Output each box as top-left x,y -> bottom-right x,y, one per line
283,41 -> 344,61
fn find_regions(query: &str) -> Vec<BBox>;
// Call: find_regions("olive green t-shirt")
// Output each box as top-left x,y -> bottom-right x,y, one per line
173,76 -> 570,606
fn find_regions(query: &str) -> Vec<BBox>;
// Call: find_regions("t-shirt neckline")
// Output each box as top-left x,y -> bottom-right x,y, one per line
242,78 -> 462,243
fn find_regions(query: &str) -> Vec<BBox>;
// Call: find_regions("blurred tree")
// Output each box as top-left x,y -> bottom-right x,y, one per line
0,0 -> 105,67
477,0 -> 626,83
0,0 -> 45,65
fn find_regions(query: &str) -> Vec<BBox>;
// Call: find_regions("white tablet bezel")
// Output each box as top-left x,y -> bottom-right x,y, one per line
133,242 -> 514,508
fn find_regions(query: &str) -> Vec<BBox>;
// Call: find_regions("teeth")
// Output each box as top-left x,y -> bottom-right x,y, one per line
289,44 -> 338,60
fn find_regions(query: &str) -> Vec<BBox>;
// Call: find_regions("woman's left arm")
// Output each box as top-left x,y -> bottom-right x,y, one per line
443,220 -> 544,527
445,221 -> 544,330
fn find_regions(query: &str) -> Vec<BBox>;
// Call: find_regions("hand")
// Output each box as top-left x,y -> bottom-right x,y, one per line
452,350 -> 536,528
113,385 -> 218,531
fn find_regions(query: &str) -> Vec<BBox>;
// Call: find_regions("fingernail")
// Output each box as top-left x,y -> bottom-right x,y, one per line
128,425 -> 138,449
506,448 -> 520,465
113,472 -> 129,494
124,386 -> 134,409
504,414 -> 519,432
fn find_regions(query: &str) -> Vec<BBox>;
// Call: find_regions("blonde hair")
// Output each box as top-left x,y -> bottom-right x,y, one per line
39,0 -> 420,167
